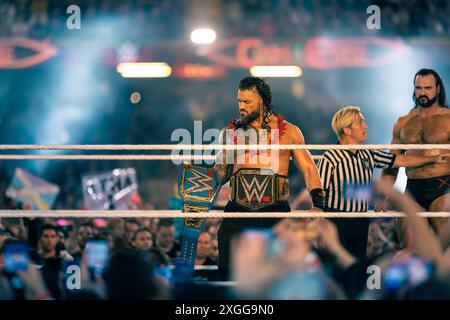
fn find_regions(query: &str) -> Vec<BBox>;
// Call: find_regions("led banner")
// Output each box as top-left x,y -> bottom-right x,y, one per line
113,36 -> 450,70
3,36 -> 450,71
0,37 -> 57,68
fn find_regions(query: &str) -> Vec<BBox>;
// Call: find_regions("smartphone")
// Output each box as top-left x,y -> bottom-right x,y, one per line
86,240 -> 109,279
3,242 -> 29,273
384,257 -> 433,292
344,183 -> 376,202
2,242 -> 29,295
383,264 -> 408,292
154,264 -> 172,285
172,261 -> 193,285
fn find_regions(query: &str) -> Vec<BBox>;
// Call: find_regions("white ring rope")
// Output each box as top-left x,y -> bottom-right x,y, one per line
167,265 -> 218,271
0,210 -> 448,218
192,265 -> 218,271
0,144 -> 448,151
0,154 -> 322,160
0,155 -> 216,160
0,145 -> 447,217
200,281 -> 237,286
0,144 -> 447,160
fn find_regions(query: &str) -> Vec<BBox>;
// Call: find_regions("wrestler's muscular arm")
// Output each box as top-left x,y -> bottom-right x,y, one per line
376,118 -> 407,211
214,128 -> 233,184
289,124 -> 323,200
393,153 -> 447,167
215,162 -> 233,184
381,118 -> 406,183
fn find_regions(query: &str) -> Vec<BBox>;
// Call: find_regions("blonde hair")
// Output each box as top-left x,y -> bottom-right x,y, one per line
331,106 -> 361,140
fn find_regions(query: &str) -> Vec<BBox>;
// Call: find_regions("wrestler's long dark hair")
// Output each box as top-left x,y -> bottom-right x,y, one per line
238,76 -> 275,130
413,68 -> 448,108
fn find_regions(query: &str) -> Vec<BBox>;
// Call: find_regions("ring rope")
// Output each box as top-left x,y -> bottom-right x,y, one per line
188,265 -> 218,271
0,154 -> 322,160
0,144 -> 448,151
0,210 -> 448,218
0,155 -> 216,160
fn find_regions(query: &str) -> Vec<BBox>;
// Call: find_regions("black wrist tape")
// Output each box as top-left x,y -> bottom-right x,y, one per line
310,188 -> 325,209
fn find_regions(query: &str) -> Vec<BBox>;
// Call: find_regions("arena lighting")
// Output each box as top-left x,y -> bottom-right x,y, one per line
116,62 -> 172,78
249,66 -> 303,77
190,28 -> 216,44
173,64 -> 227,79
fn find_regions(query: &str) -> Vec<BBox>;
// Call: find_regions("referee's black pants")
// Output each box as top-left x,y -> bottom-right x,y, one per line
217,200 -> 291,281
326,208 -> 370,259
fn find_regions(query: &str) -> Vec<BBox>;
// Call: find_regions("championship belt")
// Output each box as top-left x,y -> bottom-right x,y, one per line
230,168 -> 289,211
177,164 -> 222,267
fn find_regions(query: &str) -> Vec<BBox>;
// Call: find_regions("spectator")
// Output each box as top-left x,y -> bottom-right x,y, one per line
125,218 -> 140,242
38,224 -> 73,299
107,218 -> 129,253
39,224 -> 73,261
107,219 -> 126,239
205,218 -> 221,240
131,227 -> 153,251
155,219 -> 180,261
1,218 -> 26,241
195,232 -> 216,266
71,223 -> 95,259
103,251 -> 168,299
210,238 -> 219,262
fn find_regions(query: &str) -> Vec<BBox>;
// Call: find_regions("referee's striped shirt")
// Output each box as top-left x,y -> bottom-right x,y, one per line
317,148 -> 396,212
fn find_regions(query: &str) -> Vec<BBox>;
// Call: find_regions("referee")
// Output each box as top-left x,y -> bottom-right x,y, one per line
317,106 -> 446,258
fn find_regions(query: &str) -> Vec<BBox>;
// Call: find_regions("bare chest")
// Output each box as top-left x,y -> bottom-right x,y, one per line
400,114 -> 450,144
239,131 -> 291,157
233,126 -> 291,174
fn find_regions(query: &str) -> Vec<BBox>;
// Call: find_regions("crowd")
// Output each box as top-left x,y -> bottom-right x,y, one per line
1,0 -> 450,38
0,0 -> 186,38
0,213 -> 221,299
223,0 -> 450,37
0,180 -> 449,299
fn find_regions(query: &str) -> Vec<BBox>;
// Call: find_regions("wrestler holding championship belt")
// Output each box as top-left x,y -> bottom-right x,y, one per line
178,164 -> 222,268
213,77 -> 325,280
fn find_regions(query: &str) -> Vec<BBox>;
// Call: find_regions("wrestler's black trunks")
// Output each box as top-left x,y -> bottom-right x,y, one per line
405,174 -> 450,210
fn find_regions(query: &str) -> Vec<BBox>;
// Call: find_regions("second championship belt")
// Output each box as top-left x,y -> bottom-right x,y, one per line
178,164 -> 222,267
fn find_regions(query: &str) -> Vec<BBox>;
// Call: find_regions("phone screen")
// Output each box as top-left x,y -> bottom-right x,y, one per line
172,261 -> 193,285
384,257 -> 433,291
344,183 -> 375,202
3,242 -> 29,273
86,240 -> 109,278
154,265 -> 172,285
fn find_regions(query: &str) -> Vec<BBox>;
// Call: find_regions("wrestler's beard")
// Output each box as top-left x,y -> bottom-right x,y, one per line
239,109 -> 261,128
415,95 -> 437,108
